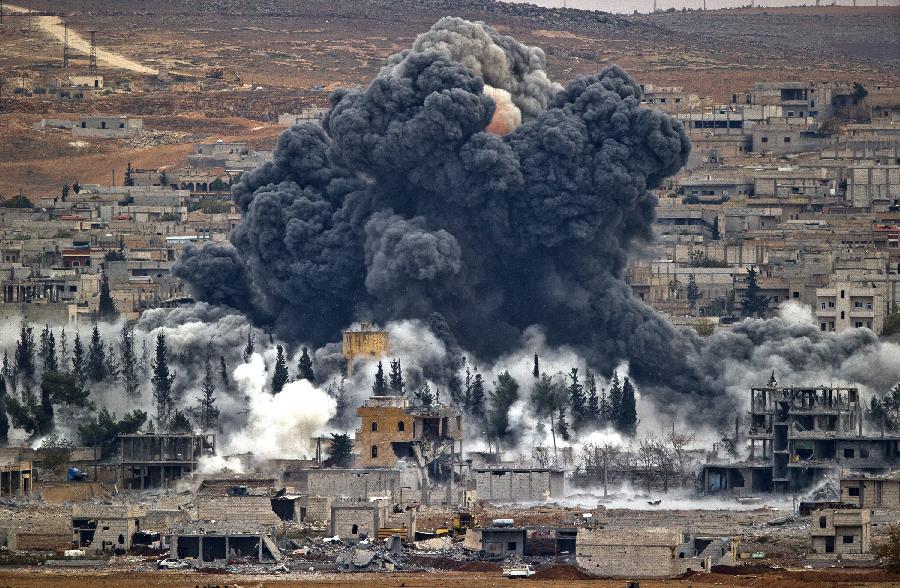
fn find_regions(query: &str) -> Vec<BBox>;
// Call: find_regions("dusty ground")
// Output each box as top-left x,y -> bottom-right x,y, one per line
0,567 -> 899,587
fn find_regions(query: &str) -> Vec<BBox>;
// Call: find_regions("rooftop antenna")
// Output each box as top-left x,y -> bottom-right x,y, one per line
88,30 -> 97,76
63,20 -> 69,69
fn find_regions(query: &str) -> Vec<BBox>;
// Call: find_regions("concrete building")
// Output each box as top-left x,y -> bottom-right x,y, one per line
72,504 -> 146,553
576,528 -> 729,578
750,81 -> 832,119
72,115 -> 143,138
810,508 -> 870,556
840,473 -> 900,509
342,322 -> 389,376
703,386 -> 900,494
290,468 -> 402,500
166,522 -> 281,563
472,468 -> 565,502
479,526 -> 527,557
118,433 -> 216,489
0,461 -> 33,498
355,396 -> 463,470
815,281 -> 883,333
195,476 -> 280,526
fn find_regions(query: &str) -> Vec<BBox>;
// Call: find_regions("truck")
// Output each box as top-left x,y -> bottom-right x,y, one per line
504,565 -> 536,578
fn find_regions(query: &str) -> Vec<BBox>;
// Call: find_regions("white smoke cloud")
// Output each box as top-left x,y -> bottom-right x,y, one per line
224,353 -> 336,460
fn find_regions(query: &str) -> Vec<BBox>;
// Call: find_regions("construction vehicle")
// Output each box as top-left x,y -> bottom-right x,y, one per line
452,510 -> 477,535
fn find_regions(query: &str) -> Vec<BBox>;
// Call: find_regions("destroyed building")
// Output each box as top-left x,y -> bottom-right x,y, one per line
166,522 -> 281,564
355,396 -> 462,477
118,433 -> 216,489
840,472 -> 900,509
72,504 -> 146,553
195,475 -> 280,526
342,322 -> 389,377
703,386 -> 900,494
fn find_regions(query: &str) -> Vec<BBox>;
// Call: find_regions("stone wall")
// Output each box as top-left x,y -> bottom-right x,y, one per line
196,496 -> 279,526
331,505 -> 379,539
299,469 -> 401,500
576,528 -> 684,578
473,469 -> 565,501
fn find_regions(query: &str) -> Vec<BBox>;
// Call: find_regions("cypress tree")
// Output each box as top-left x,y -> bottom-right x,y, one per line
556,405 -> 570,442
151,332 -> 176,427
372,361 -> 387,395
196,358 -> 219,432
330,433 -> 353,467
568,368 -> 586,429
532,353 -> 540,379
619,377 -> 638,436
1,351 -> 10,379
119,323 -> 139,397
469,373 -> 486,416
0,395 -> 8,444
741,266 -> 769,318
296,346 -> 316,383
242,332 -> 254,363
98,270 -> 119,323
272,345 -> 289,393
59,328 -> 68,373
219,356 -> 230,391
388,359 -> 405,395
14,324 -> 36,385
488,371 -> 519,448
609,372 -> 622,429
39,324 -> 58,375
71,333 -> 87,386
598,384 -> 611,428
463,367 -> 473,413
38,383 -> 54,436
87,325 -> 108,382
585,370 -> 599,422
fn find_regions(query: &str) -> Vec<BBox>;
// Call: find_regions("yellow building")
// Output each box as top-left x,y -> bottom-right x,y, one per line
342,322 -> 389,377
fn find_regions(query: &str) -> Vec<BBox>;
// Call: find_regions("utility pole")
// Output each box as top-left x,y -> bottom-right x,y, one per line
63,21 -> 69,69
88,30 -> 98,76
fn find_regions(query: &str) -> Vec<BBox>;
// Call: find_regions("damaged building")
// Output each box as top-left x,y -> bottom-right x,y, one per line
703,386 -> 900,494
810,508 -> 871,557
472,467 -> 565,502
355,396 -> 463,494
118,433 -> 216,489
166,522 -> 281,563
576,528 -> 732,578
72,504 -> 146,553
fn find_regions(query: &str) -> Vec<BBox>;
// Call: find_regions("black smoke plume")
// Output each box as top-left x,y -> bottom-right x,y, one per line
175,18 -> 898,420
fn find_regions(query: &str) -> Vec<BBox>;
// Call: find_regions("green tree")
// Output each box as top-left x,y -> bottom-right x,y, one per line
86,325 -> 108,382
37,383 -> 54,436
196,358 -> 220,433
6,385 -> 41,436
98,270 -> 119,322
585,370 -> 600,422
39,324 -> 58,375
686,274 -> 701,313
124,161 -> 135,186
219,356 -> 230,391
532,353 -> 539,379
119,323 -> 139,397
598,383 -> 611,428
73,180 -> 81,194
609,372 -> 622,428
242,332 -> 254,363
296,346 -> 316,383
388,359 -> 404,395
0,395 -> 8,444
71,332 -> 87,386
469,372 -> 486,417
14,324 -> 36,385
372,361 -> 387,395
556,405 -> 570,442
618,377 -> 638,436
272,344 -> 289,393
875,524 -> 900,572
169,410 -> 192,433
78,408 -> 147,459
151,332 -> 176,426
463,366 -> 473,413
37,434 -> 74,474
741,266 -> 769,318
415,381 -> 434,406
158,171 -> 168,187
42,371 -> 90,408
852,82 -> 868,103
866,382 -> 900,432
488,371 -> 519,449
329,433 -> 353,467
61,182 -> 70,201
568,368 -> 586,430
58,328 -> 68,374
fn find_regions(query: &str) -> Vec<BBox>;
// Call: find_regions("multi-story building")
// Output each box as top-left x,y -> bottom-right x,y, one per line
355,396 -> 462,471
815,281 -> 883,333
703,386 -> 900,495
810,508 -> 870,556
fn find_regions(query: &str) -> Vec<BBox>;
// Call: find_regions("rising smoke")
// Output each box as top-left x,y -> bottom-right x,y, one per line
174,17 -> 899,432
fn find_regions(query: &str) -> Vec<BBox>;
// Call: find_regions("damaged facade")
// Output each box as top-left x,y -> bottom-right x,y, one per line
703,386 -> 900,494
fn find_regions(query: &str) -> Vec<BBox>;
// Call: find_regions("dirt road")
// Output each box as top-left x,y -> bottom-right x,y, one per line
0,568 -> 898,588
5,4 -> 156,74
